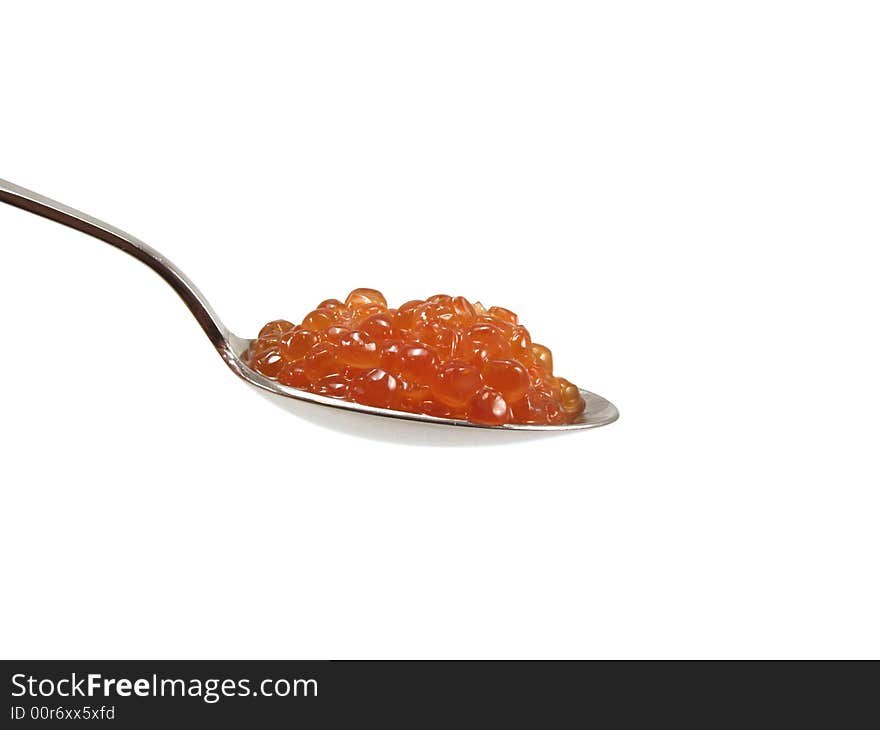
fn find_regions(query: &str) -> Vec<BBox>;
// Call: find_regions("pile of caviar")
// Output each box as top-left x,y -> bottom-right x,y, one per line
247,289 -> 585,426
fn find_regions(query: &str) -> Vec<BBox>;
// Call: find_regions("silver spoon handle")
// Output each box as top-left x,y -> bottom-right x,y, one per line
0,177 -> 230,351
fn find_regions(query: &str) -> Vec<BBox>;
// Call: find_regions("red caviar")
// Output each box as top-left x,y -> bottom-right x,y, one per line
248,288 -> 585,425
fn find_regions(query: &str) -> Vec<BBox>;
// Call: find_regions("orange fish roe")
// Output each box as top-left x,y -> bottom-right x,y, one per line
247,289 -> 585,425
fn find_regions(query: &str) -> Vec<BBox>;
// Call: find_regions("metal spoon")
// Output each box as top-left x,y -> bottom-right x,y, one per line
0,177 -> 618,433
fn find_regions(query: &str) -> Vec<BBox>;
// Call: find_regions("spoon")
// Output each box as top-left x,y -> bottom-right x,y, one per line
0,177 -> 618,435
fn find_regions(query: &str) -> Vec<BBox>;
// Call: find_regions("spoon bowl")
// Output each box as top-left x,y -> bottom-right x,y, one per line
0,177 -> 619,434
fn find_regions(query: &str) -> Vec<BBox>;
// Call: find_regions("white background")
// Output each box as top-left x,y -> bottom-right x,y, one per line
1,1 -> 878,659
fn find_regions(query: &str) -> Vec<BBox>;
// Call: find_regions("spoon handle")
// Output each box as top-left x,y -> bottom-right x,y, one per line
0,177 -> 230,352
